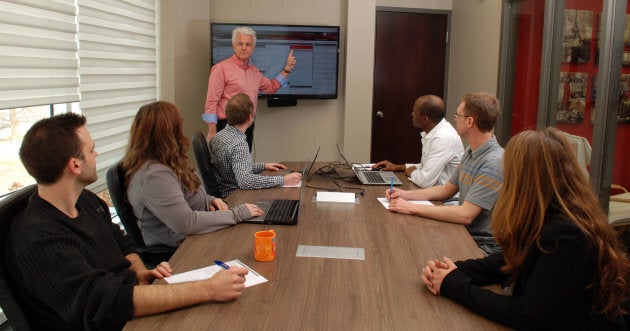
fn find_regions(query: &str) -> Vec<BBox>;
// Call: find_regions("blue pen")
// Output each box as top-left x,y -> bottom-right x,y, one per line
389,177 -> 394,201
214,260 -> 230,270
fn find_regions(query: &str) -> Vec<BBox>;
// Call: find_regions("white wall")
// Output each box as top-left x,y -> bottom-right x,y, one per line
447,0 -> 502,114
159,0 -> 211,152
159,0 -> 501,163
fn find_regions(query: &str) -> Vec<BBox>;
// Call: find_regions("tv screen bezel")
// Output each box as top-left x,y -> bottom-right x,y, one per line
210,22 -> 340,100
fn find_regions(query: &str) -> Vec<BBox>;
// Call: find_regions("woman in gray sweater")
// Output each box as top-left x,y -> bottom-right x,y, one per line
122,101 -> 262,248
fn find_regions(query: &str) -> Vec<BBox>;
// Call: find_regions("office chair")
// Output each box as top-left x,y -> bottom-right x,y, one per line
191,131 -> 221,197
562,132 -> 630,227
106,162 -> 175,268
0,184 -> 36,330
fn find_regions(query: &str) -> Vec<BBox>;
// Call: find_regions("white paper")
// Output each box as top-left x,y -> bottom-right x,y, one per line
377,197 -> 433,209
316,191 -> 356,203
164,259 -> 267,287
282,180 -> 302,188
296,245 -> 365,260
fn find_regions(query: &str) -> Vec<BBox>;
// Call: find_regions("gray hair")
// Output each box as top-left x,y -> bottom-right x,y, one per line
232,26 -> 257,47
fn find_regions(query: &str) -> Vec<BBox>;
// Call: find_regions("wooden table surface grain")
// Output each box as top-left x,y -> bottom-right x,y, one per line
124,162 -> 507,330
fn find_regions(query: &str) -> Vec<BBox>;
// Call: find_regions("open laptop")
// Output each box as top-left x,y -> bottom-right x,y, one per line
336,143 -> 403,186
244,147 -> 319,225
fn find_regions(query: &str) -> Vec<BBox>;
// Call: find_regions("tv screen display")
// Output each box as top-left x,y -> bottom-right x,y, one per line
211,23 -> 340,99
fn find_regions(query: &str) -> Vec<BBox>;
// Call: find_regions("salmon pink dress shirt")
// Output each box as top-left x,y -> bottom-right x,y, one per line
203,54 -> 288,123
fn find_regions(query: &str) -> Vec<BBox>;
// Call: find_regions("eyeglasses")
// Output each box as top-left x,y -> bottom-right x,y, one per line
453,113 -> 471,120
235,42 -> 253,48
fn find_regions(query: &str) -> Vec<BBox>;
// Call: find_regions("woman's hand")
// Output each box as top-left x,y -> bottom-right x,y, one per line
420,257 -> 457,296
245,203 -> 264,218
210,198 -> 228,211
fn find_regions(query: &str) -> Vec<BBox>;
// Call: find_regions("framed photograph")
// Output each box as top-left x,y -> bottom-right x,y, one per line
618,75 -> 630,122
562,9 -> 593,64
557,71 -> 588,124
590,73 -> 630,123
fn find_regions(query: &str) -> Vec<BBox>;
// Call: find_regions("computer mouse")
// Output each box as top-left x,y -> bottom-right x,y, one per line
374,165 -> 386,171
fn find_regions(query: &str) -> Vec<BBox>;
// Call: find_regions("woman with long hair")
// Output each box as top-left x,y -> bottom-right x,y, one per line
122,101 -> 262,248
421,127 -> 628,329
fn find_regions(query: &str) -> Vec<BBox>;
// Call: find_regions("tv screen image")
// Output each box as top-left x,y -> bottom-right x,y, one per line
211,23 -> 340,100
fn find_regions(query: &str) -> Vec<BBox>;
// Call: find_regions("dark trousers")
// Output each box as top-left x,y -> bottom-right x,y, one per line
217,119 -> 254,151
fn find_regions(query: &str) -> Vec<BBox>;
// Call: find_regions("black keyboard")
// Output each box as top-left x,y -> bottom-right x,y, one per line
363,171 -> 386,184
265,199 -> 299,224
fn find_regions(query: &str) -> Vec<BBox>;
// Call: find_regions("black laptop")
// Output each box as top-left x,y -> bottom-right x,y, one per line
244,147 -> 319,225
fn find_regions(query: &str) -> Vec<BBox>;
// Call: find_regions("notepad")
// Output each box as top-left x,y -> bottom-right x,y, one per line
164,259 -> 267,287
282,181 -> 302,188
316,191 -> 356,203
377,197 -> 433,209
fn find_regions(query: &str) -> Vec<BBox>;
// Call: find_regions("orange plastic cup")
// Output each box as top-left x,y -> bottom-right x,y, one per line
254,230 -> 276,261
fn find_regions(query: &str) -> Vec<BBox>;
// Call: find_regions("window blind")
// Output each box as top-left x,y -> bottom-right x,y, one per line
0,0 -> 79,109
78,0 -> 157,192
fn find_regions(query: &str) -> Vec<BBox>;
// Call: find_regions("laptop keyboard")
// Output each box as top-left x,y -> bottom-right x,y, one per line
265,199 -> 299,224
363,171 -> 386,184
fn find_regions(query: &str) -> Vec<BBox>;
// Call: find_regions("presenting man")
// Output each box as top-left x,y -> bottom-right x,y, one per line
372,95 -> 464,188
387,92 -> 504,255
5,113 -> 248,330
204,26 -> 297,150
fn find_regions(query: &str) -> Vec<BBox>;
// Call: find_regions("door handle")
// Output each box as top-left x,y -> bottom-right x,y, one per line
376,111 -> 384,118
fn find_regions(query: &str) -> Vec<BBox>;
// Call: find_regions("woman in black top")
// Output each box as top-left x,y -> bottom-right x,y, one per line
421,128 -> 628,330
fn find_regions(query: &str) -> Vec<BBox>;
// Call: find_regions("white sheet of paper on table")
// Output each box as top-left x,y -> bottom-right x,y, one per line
164,259 -> 267,287
282,181 -> 302,188
377,197 -> 433,209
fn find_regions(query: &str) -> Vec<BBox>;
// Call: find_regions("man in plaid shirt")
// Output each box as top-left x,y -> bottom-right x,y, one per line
209,93 -> 302,198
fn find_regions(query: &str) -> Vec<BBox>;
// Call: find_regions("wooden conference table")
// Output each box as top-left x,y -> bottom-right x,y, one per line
124,162 -> 506,330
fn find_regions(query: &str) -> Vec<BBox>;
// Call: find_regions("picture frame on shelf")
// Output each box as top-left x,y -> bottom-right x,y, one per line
557,72 -> 588,124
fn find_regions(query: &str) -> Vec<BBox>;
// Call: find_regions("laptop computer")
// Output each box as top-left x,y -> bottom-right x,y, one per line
244,147 -> 319,225
336,143 -> 403,186
303,146 -> 320,180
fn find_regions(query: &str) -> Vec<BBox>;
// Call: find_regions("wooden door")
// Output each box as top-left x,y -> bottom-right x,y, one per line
371,11 -> 448,163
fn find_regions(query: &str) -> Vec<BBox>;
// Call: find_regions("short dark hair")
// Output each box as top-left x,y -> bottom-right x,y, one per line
19,113 -> 86,184
417,95 -> 445,123
226,93 -> 254,126
462,92 -> 501,132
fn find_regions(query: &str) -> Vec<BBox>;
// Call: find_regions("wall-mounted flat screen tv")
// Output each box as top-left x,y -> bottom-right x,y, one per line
211,23 -> 340,100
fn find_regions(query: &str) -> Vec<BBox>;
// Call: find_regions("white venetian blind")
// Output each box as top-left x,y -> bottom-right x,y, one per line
78,0 -> 157,192
0,0 -> 79,109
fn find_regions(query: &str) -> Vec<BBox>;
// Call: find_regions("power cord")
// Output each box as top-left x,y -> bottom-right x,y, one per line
307,162 -> 365,197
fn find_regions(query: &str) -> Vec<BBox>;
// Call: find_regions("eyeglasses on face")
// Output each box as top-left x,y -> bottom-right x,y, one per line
453,113 -> 471,120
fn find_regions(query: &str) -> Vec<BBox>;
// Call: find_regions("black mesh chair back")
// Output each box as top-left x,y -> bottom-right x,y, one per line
106,162 -> 145,248
106,162 -> 174,267
191,131 -> 220,197
0,185 -> 36,330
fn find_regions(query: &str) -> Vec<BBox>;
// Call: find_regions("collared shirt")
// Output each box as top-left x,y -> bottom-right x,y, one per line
408,118 -> 465,188
449,135 -> 504,252
204,54 -> 288,123
209,125 -> 283,198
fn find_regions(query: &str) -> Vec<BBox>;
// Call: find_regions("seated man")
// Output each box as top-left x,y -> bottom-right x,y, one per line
387,92 -> 504,255
5,113 -> 248,330
210,93 -> 302,198
372,95 -> 464,188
